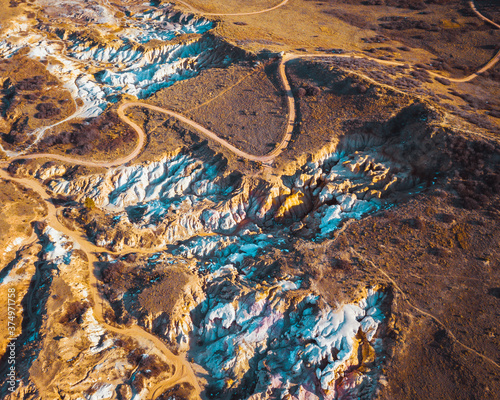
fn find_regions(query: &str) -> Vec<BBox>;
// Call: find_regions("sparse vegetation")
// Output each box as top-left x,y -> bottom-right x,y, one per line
60,301 -> 90,324
1,1 -> 499,399
84,197 -> 96,210
39,110 -> 136,156
0,56 -> 74,151
34,102 -> 61,119
378,16 -> 440,32
156,383 -> 196,400
435,77 -> 451,85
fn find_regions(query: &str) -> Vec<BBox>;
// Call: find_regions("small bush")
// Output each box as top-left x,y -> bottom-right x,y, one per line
23,93 -> 39,101
306,85 -> 321,96
125,253 -> 137,263
435,77 -> 451,85
441,213 -> 455,223
410,69 -> 432,83
430,247 -> 448,258
394,76 -> 421,89
103,308 -> 116,323
357,85 -> 368,94
131,374 -> 145,392
411,217 -> 424,229
127,349 -> 144,366
60,301 -> 90,324
334,259 -> 353,272
101,261 -> 127,284
140,354 -> 164,378
16,76 -> 44,91
72,128 -> 99,147
378,46 -> 396,52
295,87 -> 307,98
484,173 -> 500,194
361,35 -> 388,43
463,197 -> 480,210
34,102 -> 61,119
84,197 -> 96,210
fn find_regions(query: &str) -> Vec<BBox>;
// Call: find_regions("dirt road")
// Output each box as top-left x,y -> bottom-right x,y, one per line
12,0 -> 499,169
469,0 -> 500,29
0,1 -> 498,398
6,0 -> 498,167
117,50 -> 295,164
176,0 -> 289,16
0,167 -> 201,398
175,0 -> 498,83
12,109 -> 146,168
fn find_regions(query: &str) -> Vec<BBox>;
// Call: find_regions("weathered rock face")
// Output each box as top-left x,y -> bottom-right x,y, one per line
191,283 -> 385,399
1,224 -> 172,398
47,125 -> 425,250
40,1 -> 213,39
172,232 -> 388,400
96,233 -> 388,400
3,75 -> 437,400
0,0 -> 243,126
42,112 -> 437,397
1,2 -> 448,398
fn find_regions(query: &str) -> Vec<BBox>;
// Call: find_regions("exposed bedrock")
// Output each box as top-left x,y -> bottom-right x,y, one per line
67,33 -> 247,101
97,236 -> 391,400
99,243 -> 390,400
1,5 -> 248,121
45,104 -> 447,250
4,1 -> 497,399
0,224 -> 174,397
193,285 -> 386,399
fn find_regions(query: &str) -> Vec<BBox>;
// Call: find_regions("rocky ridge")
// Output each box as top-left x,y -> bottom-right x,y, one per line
2,224 -> 174,399
98,241 -> 388,400
1,1 -> 482,399
0,2 -> 245,155
43,122 -> 427,250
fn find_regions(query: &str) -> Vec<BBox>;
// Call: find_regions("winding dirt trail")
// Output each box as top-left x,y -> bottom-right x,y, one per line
11,0 -> 499,169
118,53 -> 295,164
18,42 -> 496,172
175,0 -> 498,83
353,250 -> 500,371
298,50 -> 500,84
469,0 -> 500,29
0,167 -> 201,397
176,0 -> 289,16
7,0 -> 498,167
11,110 -> 146,168
13,53 -> 295,167
1,0 -> 499,398
113,37 -> 500,167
